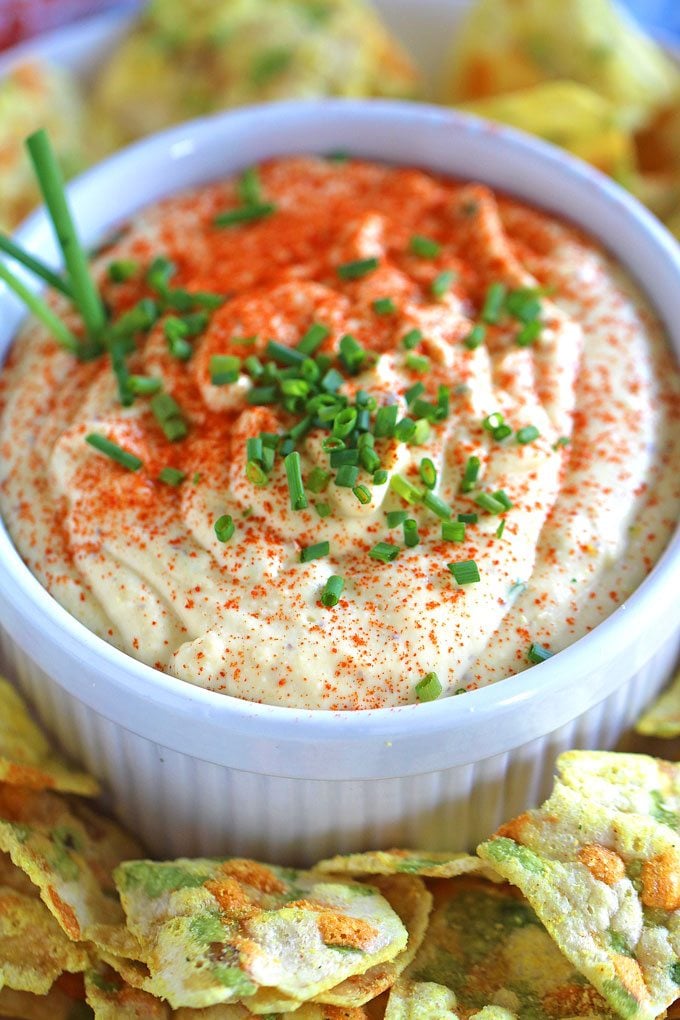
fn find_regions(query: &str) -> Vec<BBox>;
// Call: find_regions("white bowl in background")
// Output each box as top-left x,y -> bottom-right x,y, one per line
0,100 -> 679,861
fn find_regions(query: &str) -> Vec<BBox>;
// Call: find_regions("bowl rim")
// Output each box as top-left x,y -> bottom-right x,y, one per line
1,98 -> 679,771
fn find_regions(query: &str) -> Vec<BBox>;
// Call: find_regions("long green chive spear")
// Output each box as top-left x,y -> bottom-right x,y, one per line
0,262 -> 79,354
25,129 -> 107,342
0,234 -> 73,298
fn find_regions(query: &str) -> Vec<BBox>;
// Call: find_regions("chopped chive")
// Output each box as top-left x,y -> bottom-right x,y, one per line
458,512 -> 478,524
214,202 -> 276,227
481,282 -> 507,324
410,397 -> 439,422
359,445 -> 381,473
248,385 -> 278,405
151,392 -> 188,442
482,412 -> 504,432
300,541 -> 330,563
516,320 -> 542,347
330,448 -> 359,468
493,490 -> 513,510
0,233 -> 73,297
506,287 -> 542,323
492,423 -> 513,441
244,354 -> 264,377
265,340 -> 306,366
85,433 -> 142,471
336,256 -> 379,280
158,466 -> 185,486
423,491 -> 452,520
402,328 -> 423,350
554,435 -> 571,449
108,298 -> 158,340
442,521 -> 465,542
315,502 -> 331,518
386,510 -> 408,527
527,642 -> 553,664
373,468 -> 388,485
409,234 -> 441,259
26,129 -> 106,340
405,352 -> 430,374
390,474 -> 423,504
374,404 -> 399,438
394,418 -> 416,442
285,451 -> 308,511
288,415 -> 313,442
496,519 -> 506,539
335,464 -> 359,488
369,542 -> 400,563
419,457 -> 437,489
474,492 -> 505,515
517,425 -> 540,444
180,311 -> 210,336
109,336 -> 133,406
307,467 -> 331,493
129,374 -> 162,395
297,322 -> 329,356
321,575 -> 344,607
147,256 -> 175,294
0,262 -> 79,354
353,484 -> 371,505
372,297 -> 396,315
339,333 -> 366,373
214,514 -> 235,542
246,461 -> 268,486
448,559 -> 480,584
415,672 -> 442,702
411,419 -> 431,445
321,368 -> 344,393
405,381 -> 425,405
166,330 -> 192,361
461,455 -> 481,493
463,323 -> 486,350
403,518 -> 419,547
332,406 -> 358,438
322,436 -> 345,452
190,291 -> 224,311
431,270 -> 455,300
247,437 -> 263,463
437,385 -> 450,420
281,378 -> 309,398
237,166 -> 262,206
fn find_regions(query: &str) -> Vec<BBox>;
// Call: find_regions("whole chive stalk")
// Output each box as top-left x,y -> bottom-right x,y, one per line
26,129 -> 106,340
0,234 -> 73,298
0,262 -> 79,354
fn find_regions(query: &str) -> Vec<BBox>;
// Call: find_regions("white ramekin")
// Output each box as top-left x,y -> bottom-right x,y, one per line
1,101 -> 679,862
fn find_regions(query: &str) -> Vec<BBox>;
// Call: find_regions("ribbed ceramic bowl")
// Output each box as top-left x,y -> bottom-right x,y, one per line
1,100 -> 679,862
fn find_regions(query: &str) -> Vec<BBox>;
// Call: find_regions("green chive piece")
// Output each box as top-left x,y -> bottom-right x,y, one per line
330,448 -> 358,468
516,320 -> 543,347
373,468 -> 388,485
394,418 -> 416,443
248,385 -> 278,405
246,461 -> 268,486
481,282 -> 507,324
0,233 -> 73,297
448,559 -> 481,584
244,354 -> 264,377
409,234 -> 441,259
321,368 -> 344,393
180,311 -> 210,336
419,458 -> 437,490
359,445 -> 381,473
315,502 -> 331,518
464,324 -> 486,350
265,340 -> 306,367
474,492 -> 505,515
461,455 -> 481,493
129,375 -> 162,396
423,491 -> 452,520
390,474 -> 423,504
442,521 -> 465,542
322,436 -> 345,452
300,541 -> 330,563
321,575 -> 344,607
238,166 -> 262,206
150,392 -> 188,442
517,425 -> 540,444
339,333 -> 366,374
85,433 -> 142,471
403,518 -> 419,547
411,419 -> 431,446
405,381 -> 425,405
492,423 -> 513,441
506,287 -> 542,323
0,262 -> 79,354
108,298 -> 158,340
214,203 -> 276,228
410,397 -> 439,422
26,129 -> 106,339
337,257 -> 379,280
386,510 -> 408,528
482,412 -> 504,432
210,354 -> 241,385
297,322 -> 329,356
374,404 -> 399,438
554,436 -> 571,449
402,328 -> 423,350
147,256 -> 175,294
496,519 -> 506,539
369,542 -> 400,563
436,385 -> 450,421
332,407 -> 358,438
214,514 -> 235,542
493,490 -> 513,510
415,672 -> 442,702
405,352 -> 430,374
307,467 -> 331,493
165,320 -> 192,361
353,484 -> 371,505
528,642 -> 554,664
158,466 -> 185,486
372,297 -> 396,315
431,270 -> 455,300
107,258 -> 138,284
335,464 -> 359,488
285,451 -> 308,511
458,512 -> 478,524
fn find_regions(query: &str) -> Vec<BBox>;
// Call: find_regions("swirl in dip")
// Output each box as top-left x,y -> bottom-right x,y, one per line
1,157 -> 678,709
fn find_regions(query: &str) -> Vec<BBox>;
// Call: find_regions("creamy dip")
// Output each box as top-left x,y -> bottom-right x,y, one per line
1,157 -> 678,709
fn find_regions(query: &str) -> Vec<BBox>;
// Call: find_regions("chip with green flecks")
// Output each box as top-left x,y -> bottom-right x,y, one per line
383,873 -> 615,1019
636,671 -> 680,738
478,781 -> 680,1020
114,856 -> 407,1010
0,783 -> 143,959
0,678 -> 98,797
315,850 -> 501,882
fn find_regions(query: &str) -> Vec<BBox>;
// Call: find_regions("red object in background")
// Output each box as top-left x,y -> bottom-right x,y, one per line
0,0 -> 129,51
